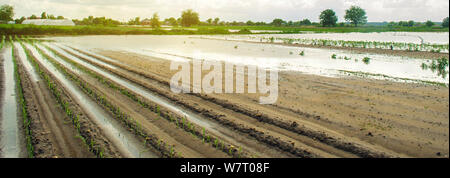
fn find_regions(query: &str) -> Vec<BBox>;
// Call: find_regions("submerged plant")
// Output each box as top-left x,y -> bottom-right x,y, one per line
331,54 -> 337,59
362,57 -> 371,64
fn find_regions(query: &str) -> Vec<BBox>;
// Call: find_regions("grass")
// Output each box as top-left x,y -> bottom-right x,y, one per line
1,24 -> 448,36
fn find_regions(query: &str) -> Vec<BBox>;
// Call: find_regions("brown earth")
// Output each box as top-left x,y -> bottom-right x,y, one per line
93,50 -> 449,158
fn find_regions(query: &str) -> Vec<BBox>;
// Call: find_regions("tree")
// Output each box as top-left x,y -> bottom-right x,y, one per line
299,19 -> 311,25
442,17 -> 449,28
164,17 -> 178,26
271,19 -> 285,26
14,16 -> 26,24
407,20 -> 414,27
57,16 -> 64,20
0,5 -> 14,22
41,12 -> 47,19
319,9 -> 338,27
246,20 -> 254,26
47,14 -> 56,19
180,9 -> 199,27
425,20 -> 434,27
344,6 -> 367,27
29,14 -> 38,19
150,13 -> 161,28
213,18 -> 220,25
206,18 -> 212,25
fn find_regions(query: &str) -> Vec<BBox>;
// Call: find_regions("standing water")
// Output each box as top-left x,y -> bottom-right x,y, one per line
0,46 -> 25,158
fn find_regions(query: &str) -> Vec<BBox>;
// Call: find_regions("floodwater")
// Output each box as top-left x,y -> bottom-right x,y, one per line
205,32 -> 450,45
48,35 -> 449,85
23,43 -> 158,158
0,46 -> 24,158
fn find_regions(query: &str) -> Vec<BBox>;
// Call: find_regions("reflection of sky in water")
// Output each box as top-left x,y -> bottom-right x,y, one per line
47,35 -> 449,84
206,32 -> 450,45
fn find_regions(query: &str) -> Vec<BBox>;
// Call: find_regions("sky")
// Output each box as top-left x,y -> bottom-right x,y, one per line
1,0 -> 449,22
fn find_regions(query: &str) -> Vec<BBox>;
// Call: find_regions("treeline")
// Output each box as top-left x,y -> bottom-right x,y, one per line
72,16 -> 121,26
2,4 -> 450,29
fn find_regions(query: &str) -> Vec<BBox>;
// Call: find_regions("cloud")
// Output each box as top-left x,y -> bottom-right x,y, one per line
1,0 -> 448,22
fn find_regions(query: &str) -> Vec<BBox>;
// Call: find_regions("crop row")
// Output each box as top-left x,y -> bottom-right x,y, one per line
36,44 -> 193,158
47,45 -> 250,158
19,41 -> 109,157
11,41 -> 34,158
257,37 -> 449,53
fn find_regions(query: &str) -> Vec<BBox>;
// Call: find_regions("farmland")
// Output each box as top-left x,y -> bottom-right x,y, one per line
0,33 -> 448,158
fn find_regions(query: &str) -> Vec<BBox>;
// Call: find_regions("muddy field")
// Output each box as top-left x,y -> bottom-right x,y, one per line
0,36 -> 448,158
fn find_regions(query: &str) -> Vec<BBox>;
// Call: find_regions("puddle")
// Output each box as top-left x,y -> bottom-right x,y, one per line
23,43 -> 158,158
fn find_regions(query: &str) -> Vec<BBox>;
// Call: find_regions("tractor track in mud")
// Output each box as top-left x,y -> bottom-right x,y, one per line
61,45 -> 397,158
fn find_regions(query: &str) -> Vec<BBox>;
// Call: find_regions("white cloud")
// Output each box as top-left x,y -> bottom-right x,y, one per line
1,0 -> 448,22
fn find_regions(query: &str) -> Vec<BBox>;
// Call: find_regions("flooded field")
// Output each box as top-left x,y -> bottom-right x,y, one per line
49,35 -> 449,85
206,32 -> 450,44
0,33 -> 448,158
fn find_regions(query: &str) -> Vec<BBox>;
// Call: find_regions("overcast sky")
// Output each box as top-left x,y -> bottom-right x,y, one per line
1,0 -> 449,22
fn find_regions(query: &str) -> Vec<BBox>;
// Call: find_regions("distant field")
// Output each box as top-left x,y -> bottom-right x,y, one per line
1,24 -> 448,36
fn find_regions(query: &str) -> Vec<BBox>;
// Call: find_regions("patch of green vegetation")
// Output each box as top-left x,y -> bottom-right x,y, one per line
331,54 -> 337,59
362,57 -> 371,64
299,51 -> 305,56
421,58 -> 449,79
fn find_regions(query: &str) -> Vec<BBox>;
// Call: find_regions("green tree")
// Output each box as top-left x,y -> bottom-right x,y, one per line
271,18 -> 285,26
299,19 -> 311,25
165,17 -> 178,26
14,16 -> 26,24
41,12 -> 47,19
180,9 -> 199,27
0,5 -> 14,22
57,16 -> 64,20
150,13 -> 161,28
407,20 -> 415,27
213,18 -> 220,25
29,14 -> 38,19
425,20 -> 434,27
344,6 -> 367,27
319,9 -> 338,27
206,18 -> 212,25
442,17 -> 449,28
246,20 -> 254,26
